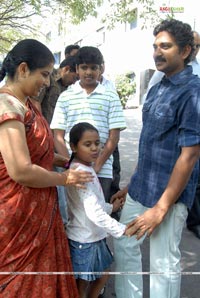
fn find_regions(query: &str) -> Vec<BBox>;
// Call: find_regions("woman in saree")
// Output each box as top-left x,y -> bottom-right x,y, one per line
0,39 -> 93,297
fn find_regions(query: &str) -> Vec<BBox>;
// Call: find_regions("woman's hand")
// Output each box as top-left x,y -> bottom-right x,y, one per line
63,168 -> 94,188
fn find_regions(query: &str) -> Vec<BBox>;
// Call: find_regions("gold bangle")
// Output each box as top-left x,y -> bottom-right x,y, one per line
62,172 -> 69,185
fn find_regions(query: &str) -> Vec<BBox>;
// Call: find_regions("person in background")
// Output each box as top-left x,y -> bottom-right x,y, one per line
113,19 -> 200,298
66,122 -> 128,298
51,46 -> 126,205
64,44 -> 80,58
0,39 -> 93,297
32,55 -> 77,125
186,31 -> 200,238
98,61 -> 122,222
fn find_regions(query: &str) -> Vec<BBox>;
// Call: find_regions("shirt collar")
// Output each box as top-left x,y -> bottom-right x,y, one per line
72,80 -> 106,94
161,65 -> 193,86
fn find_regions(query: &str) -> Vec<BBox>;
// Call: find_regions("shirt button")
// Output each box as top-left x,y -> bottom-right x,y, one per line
79,245 -> 82,249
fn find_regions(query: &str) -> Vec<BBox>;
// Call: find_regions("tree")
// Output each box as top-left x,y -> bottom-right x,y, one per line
0,1 -> 40,53
0,0 -> 172,55
102,0 -> 160,30
0,0 -> 103,54
115,72 -> 136,108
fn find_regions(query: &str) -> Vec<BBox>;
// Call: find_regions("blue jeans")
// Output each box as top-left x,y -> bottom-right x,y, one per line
69,238 -> 113,281
114,194 -> 187,298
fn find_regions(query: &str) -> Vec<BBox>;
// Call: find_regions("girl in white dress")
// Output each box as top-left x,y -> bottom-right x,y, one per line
66,122 -> 128,298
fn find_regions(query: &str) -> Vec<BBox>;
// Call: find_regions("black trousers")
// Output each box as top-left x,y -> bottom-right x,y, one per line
110,145 -> 121,197
186,175 -> 200,227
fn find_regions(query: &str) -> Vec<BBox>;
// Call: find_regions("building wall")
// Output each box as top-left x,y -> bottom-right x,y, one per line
42,0 -> 200,105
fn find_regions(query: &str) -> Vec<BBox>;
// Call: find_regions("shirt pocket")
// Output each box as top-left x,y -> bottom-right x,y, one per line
155,113 -> 176,137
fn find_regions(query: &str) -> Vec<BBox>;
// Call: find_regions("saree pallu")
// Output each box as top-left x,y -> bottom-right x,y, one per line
0,93 -> 78,298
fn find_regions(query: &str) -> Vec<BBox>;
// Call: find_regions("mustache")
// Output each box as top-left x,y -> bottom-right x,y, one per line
154,56 -> 166,63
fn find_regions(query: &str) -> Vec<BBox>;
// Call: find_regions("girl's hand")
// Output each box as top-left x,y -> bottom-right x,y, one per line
63,168 -> 94,188
112,198 -> 125,213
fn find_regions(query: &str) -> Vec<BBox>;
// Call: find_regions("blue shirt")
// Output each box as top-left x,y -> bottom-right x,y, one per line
128,66 -> 200,209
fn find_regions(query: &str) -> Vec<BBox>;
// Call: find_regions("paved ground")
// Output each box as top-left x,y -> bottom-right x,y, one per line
104,107 -> 200,298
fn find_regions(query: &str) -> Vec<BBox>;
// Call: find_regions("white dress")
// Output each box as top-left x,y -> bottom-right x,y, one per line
66,161 -> 126,243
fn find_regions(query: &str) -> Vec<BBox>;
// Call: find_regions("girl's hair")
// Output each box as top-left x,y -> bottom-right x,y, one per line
66,122 -> 99,169
0,39 -> 55,82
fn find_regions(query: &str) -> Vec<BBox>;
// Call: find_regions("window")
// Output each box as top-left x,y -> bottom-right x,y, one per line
54,52 -> 61,66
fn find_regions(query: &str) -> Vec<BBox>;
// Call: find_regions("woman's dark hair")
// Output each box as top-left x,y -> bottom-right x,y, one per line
75,46 -> 103,66
65,122 -> 99,169
0,39 -> 55,82
153,19 -> 194,65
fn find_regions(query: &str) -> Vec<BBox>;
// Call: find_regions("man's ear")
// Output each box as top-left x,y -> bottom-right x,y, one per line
64,65 -> 70,73
182,45 -> 192,60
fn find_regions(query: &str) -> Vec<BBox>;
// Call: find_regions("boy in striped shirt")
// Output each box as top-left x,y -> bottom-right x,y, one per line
50,46 -> 126,203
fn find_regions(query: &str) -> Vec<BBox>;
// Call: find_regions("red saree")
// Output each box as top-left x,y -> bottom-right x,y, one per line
0,92 -> 79,298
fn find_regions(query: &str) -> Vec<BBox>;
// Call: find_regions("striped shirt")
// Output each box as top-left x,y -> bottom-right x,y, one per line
50,81 -> 126,178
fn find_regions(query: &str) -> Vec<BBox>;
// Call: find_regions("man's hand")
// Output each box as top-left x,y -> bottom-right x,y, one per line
110,186 -> 128,204
126,204 -> 168,239
112,197 -> 125,212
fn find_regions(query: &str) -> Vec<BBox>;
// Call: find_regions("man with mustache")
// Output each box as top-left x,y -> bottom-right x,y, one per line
113,19 -> 200,298
144,30 -> 200,240
144,31 -> 200,97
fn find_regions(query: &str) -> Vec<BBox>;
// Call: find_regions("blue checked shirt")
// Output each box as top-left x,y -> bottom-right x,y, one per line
128,66 -> 200,209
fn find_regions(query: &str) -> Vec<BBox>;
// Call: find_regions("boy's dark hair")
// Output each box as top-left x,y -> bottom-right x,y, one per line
0,39 -> 55,82
65,122 -> 99,169
64,44 -> 80,56
153,19 -> 194,65
75,46 -> 104,66
59,56 -> 76,72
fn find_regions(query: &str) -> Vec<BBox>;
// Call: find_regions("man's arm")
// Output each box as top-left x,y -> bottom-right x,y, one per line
126,145 -> 200,239
93,128 -> 120,174
53,129 -> 70,159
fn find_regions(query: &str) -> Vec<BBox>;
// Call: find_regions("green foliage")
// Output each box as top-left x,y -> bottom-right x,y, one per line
0,0 -> 43,54
0,0 -> 102,54
56,0 -> 103,24
0,0 -> 175,55
115,72 -> 136,108
103,0 -> 160,30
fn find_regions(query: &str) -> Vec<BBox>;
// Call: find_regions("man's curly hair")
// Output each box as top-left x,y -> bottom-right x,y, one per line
153,19 -> 194,65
